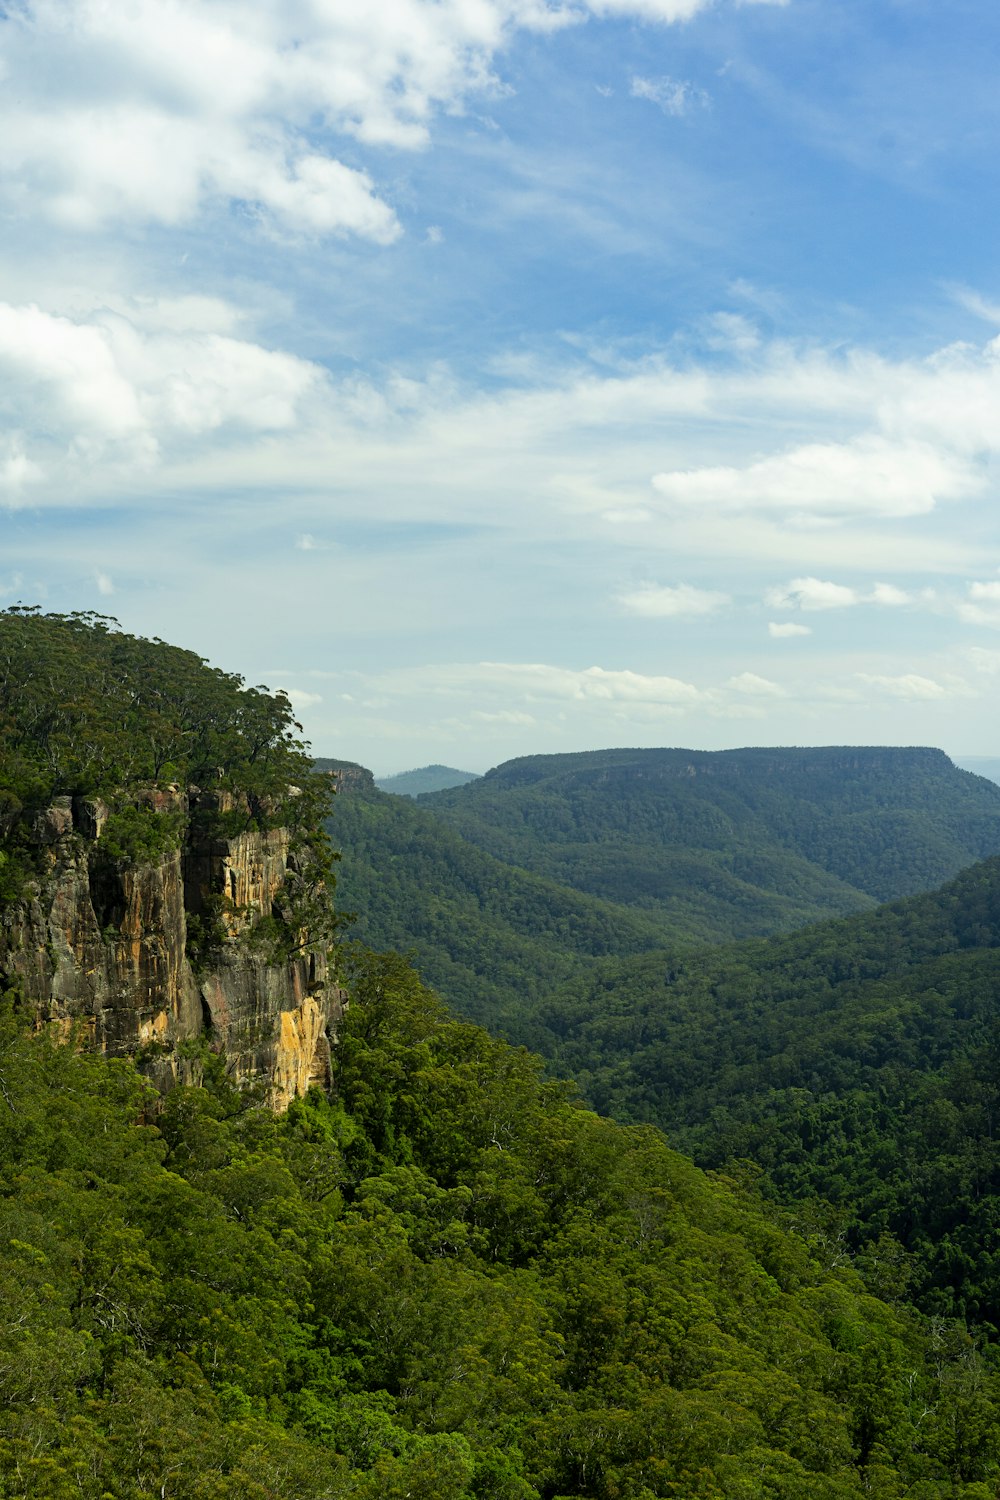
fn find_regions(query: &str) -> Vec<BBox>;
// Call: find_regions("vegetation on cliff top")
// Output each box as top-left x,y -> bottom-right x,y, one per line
0,606 -> 334,894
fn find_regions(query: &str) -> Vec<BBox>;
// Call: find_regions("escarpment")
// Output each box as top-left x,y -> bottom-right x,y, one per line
1,785 -> 344,1109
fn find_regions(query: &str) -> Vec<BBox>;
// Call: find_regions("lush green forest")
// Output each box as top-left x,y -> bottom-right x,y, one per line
518,857 -> 1000,1337
7,614 -> 1000,1495
422,747 -> 1000,930
319,760 -> 673,1031
0,606 -> 333,895
3,956 -> 1000,1499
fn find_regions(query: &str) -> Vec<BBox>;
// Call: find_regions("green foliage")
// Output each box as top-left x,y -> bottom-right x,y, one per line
0,963 -> 997,1497
523,856 -> 1000,1336
323,768 -> 681,1038
422,745 -> 1000,931
0,605 -> 333,853
99,803 -> 185,862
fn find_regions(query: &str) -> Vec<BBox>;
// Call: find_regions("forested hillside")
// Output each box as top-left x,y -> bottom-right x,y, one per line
423,746 -> 1000,932
7,613 -> 1000,1496
527,856 -> 1000,1335
318,760 -> 669,1032
3,954 -> 1000,1499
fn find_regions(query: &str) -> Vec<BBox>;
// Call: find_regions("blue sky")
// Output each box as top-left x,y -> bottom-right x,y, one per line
3,0 -> 1000,773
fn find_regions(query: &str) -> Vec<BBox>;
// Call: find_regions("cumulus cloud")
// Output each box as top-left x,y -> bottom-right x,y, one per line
0,298 -> 324,500
0,0 -> 750,238
869,582 -> 912,606
765,577 -> 919,613
652,436 -> 979,522
285,689 -> 323,709
765,577 -> 859,611
768,621 -> 812,638
618,583 -> 730,618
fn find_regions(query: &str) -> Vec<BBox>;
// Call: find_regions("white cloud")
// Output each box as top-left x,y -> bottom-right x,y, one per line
856,673 -> 949,700
630,75 -> 709,117
869,582 -> 912,607
471,709 -> 536,724
0,434 -> 44,505
94,570 -> 114,597
765,577 -> 860,611
768,621 -> 812,638
765,577 -> 922,613
652,436 -> 978,522
957,581 -> 1000,627
727,671 -> 786,697
618,582 -> 730,618
0,298 -> 324,497
285,689 -> 323,709
0,0 -> 754,239
967,646 -> 1000,674
379,660 -> 706,705
948,284 -> 1000,326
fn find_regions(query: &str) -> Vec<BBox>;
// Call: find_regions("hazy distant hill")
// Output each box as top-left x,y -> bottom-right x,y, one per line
422,745 -> 1000,932
376,763 -> 480,797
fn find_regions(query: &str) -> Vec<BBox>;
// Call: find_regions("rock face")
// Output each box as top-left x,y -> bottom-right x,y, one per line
1,789 -> 343,1109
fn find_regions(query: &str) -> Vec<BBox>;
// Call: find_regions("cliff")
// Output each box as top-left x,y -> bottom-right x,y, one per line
1,785 -> 343,1109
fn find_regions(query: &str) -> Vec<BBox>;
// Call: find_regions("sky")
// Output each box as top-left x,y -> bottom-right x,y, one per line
3,0 -> 1000,774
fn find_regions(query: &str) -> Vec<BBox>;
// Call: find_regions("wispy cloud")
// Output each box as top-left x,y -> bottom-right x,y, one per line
856,673 -> 950,700
630,75 -> 709,117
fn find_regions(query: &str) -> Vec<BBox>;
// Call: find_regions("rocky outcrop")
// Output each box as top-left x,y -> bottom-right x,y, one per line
1,789 -> 343,1108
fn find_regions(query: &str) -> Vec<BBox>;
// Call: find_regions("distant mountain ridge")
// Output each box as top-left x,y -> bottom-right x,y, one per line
323,743 -> 1000,1042
422,744 -> 1000,918
376,763 -> 480,797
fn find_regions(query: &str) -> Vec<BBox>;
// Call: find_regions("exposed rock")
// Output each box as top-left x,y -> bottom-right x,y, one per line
1,792 -> 344,1106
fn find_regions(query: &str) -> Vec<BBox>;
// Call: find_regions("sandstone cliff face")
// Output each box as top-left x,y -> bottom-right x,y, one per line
1,789 -> 343,1109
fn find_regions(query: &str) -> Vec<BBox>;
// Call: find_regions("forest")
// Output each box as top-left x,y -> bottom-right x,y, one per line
3,610 -> 1000,1497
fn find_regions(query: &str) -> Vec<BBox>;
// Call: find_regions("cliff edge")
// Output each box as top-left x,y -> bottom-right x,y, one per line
0,608 -> 343,1107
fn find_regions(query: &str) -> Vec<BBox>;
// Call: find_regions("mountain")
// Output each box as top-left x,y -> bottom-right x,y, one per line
529,855 -> 1000,1332
319,759 -> 670,1036
9,618 -> 1000,1495
375,763 -> 480,796
955,755 -> 1000,786
421,745 -> 1000,938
